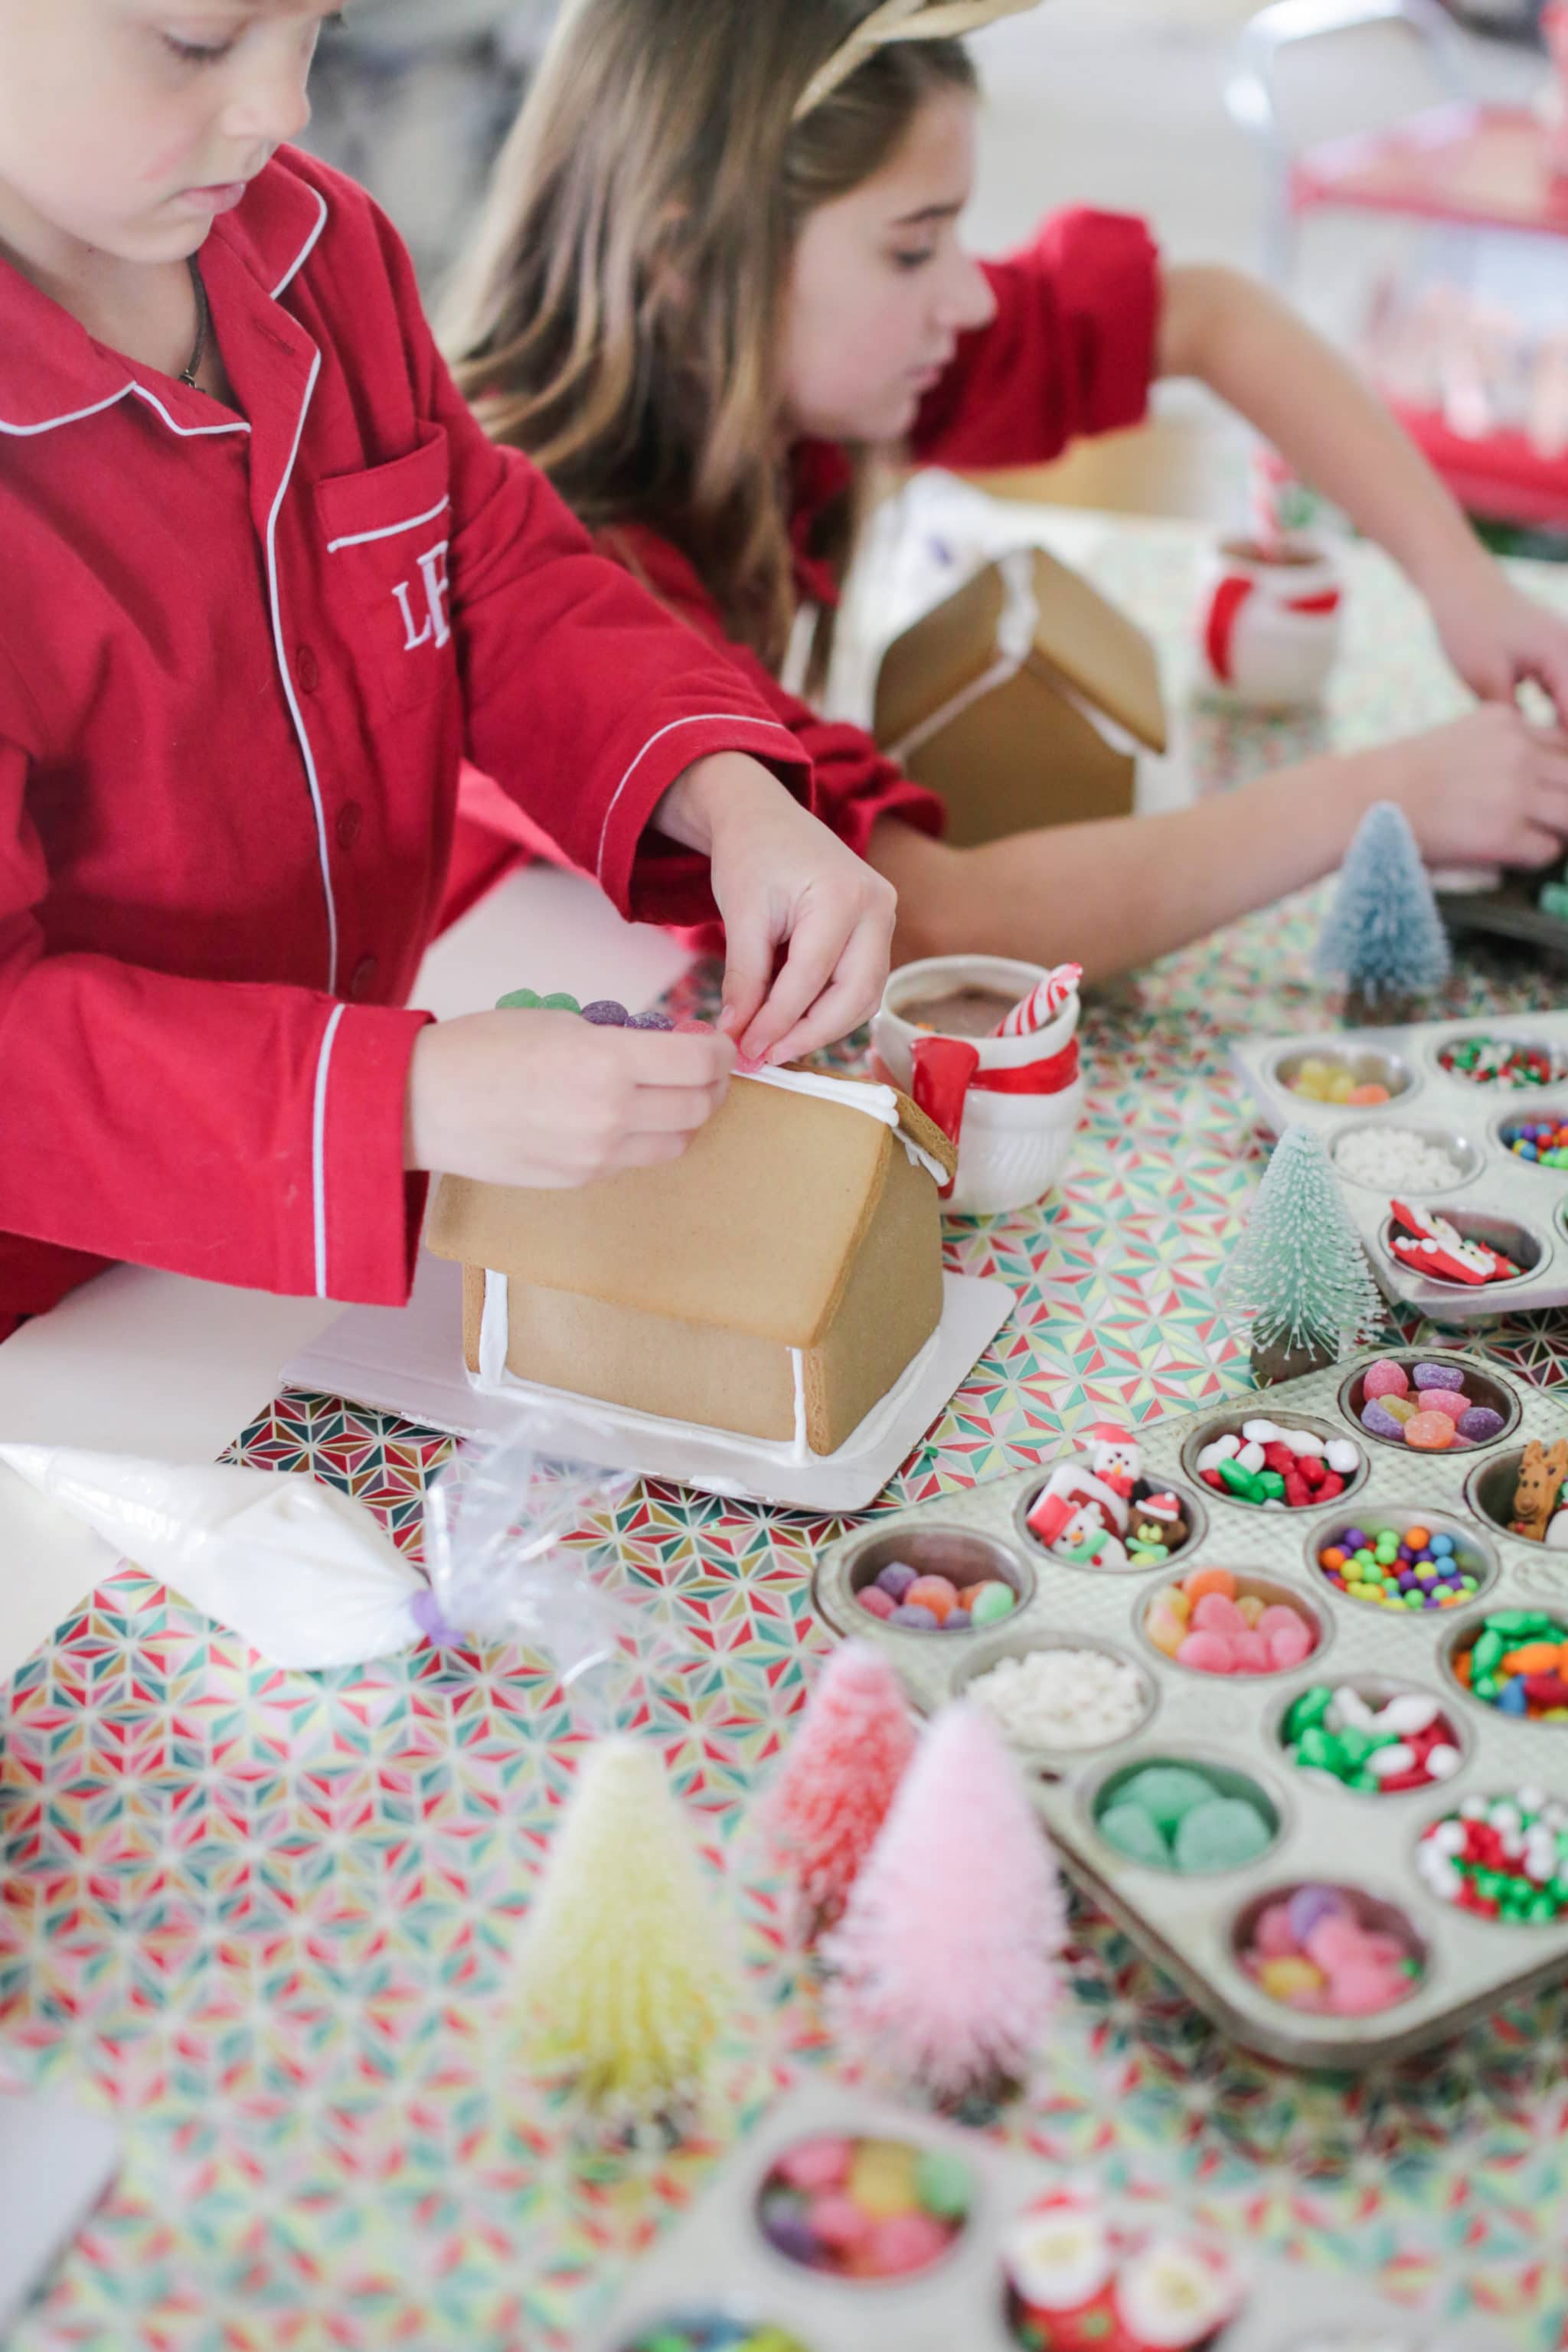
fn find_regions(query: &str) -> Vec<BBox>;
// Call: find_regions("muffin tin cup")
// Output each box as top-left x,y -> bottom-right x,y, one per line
1491,1100 -> 1568,1172
1462,1446 -> 1568,1550
1084,1748 -> 1289,1877
949,1629 -> 1159,1765
1269,1040 -> 1418,1112
1178,1408 -> 1367,1514
1440,1612 -> 1568,1730
1232,1011 -> 1568,1318
832,1525 -> 1035,1639
1305,1506 -> 1499,1615
1410,1799 -> 1568,1929
1230,1881 -> 1432,2020
1331,1120 -> 1483,1196
1429,1031 -> 1568,1089
811,1346 -> 1568,2068
1269,1675 -> 1472,1799
1014,1474 -> 1209,1572
1137,1568 -> 1331,1681
1338,1354 -> 1521,1453
1376,1206 -> 1548,1298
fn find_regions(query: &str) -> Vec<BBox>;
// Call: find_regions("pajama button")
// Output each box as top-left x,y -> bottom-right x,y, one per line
348,953 -> 378,1000
335,801 -> 362,849
296,645 -> 321,692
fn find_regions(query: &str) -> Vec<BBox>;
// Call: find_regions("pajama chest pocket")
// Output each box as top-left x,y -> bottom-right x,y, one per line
316,426 -> 456,720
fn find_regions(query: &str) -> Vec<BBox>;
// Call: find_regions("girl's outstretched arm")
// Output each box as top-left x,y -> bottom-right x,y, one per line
1159,264 -> 1568,722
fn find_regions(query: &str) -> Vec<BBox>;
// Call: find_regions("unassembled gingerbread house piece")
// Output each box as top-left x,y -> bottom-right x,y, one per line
873,545 -> 1168,846
424,1069 -> 957,1459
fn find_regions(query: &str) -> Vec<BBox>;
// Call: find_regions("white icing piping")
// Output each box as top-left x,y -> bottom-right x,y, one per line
738,1066 -> 949,1185
789,1348 -> 808,1463
886,544 -> 1039,763
479,1268 -> 511,1386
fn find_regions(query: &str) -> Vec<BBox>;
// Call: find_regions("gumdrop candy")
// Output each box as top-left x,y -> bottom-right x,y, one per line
1183,1567 -> 1236,1604
969,1581 -> 1017,1625
778,2137 -> 851,2192
1382,1396 -> 1418,1425
1404,1410 -> 1455,1452
1266,1618 -> 1314,1669
1361,1401 -> 1405,1439
1176,1630 -> 1235,1674
1191,1592 -> 1247,1636
890,1604 -> 938,1629
944,1607 -> 972,1631
1146,1605 -> 1187,1658
1328,1963 -> 1410,2017
1363,1360 -> 1410,1400
581,999 -> 630,1025
626,1009 -> 676,1030
905,1576 -> 959,1622
1098,1802 -> 1169,1866
1258,1956 -> 1325,2002
1122,1766 -> 1214,1831
1414,1388 -> 1467,1423
914,2148 -> 972,2221
1236,1593 -> 1266,1628
849,2140 -> 918,2218
1412,1364 -> 1457,1392
857,1586 -> 896,1621
1232,1630 -> 1273,1672
541,991 -> 582,1012
1256,1605 -> 1308,1645
1287,1884 -> 1345,1943
1457,1406 -> 1505,1443
864,2211 -> 951,2277
810,2193 -> 871,2251
1253,1903 -> 1298,1958
1173,1797 -> 1272,1873
876,1563 -> 917,1602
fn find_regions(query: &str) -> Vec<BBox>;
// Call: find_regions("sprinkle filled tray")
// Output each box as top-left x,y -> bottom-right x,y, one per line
594,2086 -> 1515,2352
1230,1010 -> 1568,1320
812,1354 -> 1568,2069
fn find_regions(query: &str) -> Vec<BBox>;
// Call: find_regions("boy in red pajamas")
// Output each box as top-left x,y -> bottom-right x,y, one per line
0,0 -> 895,1342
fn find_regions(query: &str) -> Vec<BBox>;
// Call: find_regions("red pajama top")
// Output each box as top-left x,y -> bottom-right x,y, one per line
444,206 -> 1161,926
0,149 -> 807,1336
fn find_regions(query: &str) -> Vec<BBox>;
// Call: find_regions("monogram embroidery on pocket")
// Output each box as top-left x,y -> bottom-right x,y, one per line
393,538 -> 452,655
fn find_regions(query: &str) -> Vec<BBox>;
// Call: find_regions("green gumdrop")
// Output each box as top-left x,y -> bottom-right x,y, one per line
1119,1765 -> 1215,1835
969,1583 -> 1017,1625
495,987 -> 541,1011
542,991 -> 582,1013
914,2146 -> 972,2220
1097,1802 -> 1170,1867
1172,1796 -> 1272,1874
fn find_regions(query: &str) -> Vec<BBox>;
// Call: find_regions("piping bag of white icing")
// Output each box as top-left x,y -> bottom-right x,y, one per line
0,1428 -> 676,1698
0,1444 -> 426,1671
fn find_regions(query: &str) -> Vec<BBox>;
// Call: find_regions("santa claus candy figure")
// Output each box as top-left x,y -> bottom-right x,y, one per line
1004,2194 -> 1246,2352
1085,1425 -> 1141,1501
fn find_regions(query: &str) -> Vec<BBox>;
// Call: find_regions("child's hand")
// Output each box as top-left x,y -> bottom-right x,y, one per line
1349,704 -> 1568,869
658,753 -> 895,1065
1426,564 -> 1568,725
405,1013 -> 735,1184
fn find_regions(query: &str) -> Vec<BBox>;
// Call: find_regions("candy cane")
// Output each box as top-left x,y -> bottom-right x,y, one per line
994,963 -> 1082,1038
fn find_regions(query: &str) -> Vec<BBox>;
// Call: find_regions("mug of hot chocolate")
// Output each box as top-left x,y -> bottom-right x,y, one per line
871,953 -> 1083,1216
1194,534 -> 1344,710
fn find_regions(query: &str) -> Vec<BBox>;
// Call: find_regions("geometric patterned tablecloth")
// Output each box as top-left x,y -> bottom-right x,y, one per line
4,528 -> 1568,2351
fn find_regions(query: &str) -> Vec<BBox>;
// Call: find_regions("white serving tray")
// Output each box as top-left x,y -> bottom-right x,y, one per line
282,1253 -> 1014,1513
1230,1010 -> 1568,1321
594,2083 -> 1515,2352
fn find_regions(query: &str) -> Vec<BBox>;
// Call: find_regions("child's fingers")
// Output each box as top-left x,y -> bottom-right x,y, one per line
627,1081 -> 731,1135
714,914 -> 775,1044
758,912 -> 893,1066
618,1132 -> 697,1169
618,1031 -> 736,1088
737,906 -> 844,1060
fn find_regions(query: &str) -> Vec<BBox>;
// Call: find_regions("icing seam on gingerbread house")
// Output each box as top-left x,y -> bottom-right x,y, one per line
886,546 -> 1038,763
738,1066 -> 951,1185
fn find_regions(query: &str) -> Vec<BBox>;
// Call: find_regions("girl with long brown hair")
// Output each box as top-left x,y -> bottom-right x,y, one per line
443,0 -> 1568,983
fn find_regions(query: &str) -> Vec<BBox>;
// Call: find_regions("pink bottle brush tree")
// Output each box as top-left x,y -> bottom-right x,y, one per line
823,1702 -> 1068,2112
765,1641 -> 916,1938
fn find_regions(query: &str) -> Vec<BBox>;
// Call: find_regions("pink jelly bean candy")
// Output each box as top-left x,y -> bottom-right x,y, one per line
1176,1629 -> 1236,1674
1305,1915 -> 1371,1973
1414,1388 -> 1468,1423
777,2137 -> 852,2192
1361,1931 -> 1411,1967
866,2212 -> 952,2277
1191,1592 -> 1248,1636
857,1586 -> 897,1621
1363,1360 -> 1410,1400
809,2194 -> 871,2251
1328,1964 -> 1408,2017
1254,1903 -> 1298,1958
1256,1605 -> 1307,1643
1232,1629 -> 1273,1672
1266,1619 -> 1314,1669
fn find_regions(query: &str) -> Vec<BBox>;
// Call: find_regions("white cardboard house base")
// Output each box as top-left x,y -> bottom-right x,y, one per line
282,1252 -> 1014,1512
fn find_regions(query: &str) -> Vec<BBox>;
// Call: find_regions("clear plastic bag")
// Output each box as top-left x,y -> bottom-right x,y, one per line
421,1419 -> 688,1716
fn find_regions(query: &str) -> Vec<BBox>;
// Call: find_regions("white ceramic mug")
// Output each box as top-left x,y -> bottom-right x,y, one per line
871,953 -> 1083,1217
1194,534 -> 1344,710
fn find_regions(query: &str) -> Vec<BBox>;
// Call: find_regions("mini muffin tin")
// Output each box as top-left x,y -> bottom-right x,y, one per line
593,2086 -> 1514,2352
812,1351 -> 1568,2069
1230,1011 -> 1568,1320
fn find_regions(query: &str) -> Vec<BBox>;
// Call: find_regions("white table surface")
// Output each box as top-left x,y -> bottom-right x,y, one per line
0,862 -> 691,1681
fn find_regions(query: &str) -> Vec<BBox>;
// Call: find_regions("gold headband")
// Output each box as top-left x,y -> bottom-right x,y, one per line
792,0 -> 1043,122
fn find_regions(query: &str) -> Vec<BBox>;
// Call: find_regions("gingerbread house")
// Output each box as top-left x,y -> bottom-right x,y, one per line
873,545 -> 1168,845
424,1069 -> 957,1458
